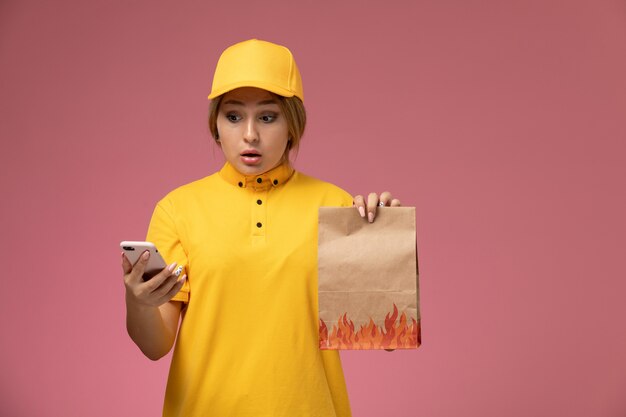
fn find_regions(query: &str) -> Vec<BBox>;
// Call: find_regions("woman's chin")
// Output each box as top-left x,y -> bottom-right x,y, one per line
231,161 -> 266,176
230,157 -> 285,176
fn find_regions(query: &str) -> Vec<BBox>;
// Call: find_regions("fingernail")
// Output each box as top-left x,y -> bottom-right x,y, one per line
179,274 -> 187,283
174,265 -> 183,277
142,251 -> 150,260
358,206 -> 365,218
368,212 -> 374,223
167,262 -> 178,272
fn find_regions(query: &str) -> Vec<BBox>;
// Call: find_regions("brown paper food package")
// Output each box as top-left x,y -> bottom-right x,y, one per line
318,207 -> 420,350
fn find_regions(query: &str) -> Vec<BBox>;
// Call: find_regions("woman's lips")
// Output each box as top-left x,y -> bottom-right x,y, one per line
241,150 -> 261,165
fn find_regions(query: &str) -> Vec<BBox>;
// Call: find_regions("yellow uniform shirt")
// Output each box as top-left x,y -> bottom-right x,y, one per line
146,162 -> 353,417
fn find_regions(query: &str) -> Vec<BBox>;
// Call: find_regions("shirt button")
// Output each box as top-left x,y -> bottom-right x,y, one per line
256,222 -> 262,228
238,182 -> 243,187
256,178 -> 262,183
273,179 -> 278,185
257,199 -> 262,205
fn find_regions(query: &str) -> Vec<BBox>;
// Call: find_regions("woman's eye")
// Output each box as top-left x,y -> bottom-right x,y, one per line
259,114 -> 277,123
225,113 -> 241,122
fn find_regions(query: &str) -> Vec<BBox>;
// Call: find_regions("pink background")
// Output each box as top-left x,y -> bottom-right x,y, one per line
1,0 -> 625,416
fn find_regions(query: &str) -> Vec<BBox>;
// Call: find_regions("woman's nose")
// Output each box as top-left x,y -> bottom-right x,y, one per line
243,119 -> 258,143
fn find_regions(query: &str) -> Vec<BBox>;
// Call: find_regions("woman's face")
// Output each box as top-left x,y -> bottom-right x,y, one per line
216,87 -> 290,176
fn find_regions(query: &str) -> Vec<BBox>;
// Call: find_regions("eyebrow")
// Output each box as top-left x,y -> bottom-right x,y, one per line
222,99 -> 279,106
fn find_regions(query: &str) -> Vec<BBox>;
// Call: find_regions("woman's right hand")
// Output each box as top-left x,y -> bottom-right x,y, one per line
122,251 -> 186,308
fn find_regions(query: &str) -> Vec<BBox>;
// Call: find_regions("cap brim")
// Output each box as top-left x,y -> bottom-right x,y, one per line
208,81 -> 300,100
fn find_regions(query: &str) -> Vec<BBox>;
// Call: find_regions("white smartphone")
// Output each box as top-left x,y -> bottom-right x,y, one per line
120,241 -> 168,280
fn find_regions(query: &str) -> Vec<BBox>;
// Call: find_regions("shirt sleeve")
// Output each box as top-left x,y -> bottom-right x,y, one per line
333,186 -> 354,208
146,199 -> 190,304
338,190 -> 353,208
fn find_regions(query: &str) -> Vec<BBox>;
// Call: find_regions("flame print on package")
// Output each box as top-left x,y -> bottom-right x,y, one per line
319,304 -> 421,350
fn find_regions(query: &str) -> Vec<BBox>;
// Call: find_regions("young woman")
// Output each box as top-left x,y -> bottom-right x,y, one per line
122,39 -> 401,417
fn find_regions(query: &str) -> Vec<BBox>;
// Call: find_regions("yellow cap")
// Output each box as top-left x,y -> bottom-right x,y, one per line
208,39 -> 304,102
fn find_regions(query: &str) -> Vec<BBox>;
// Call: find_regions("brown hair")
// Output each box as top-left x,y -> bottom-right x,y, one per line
208,92 -> 307,152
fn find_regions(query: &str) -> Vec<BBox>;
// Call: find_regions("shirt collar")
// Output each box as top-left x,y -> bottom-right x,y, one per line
219,161 -> 294,191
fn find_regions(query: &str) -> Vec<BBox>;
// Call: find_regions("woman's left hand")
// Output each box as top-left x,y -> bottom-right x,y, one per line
353,191 -> 401,223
